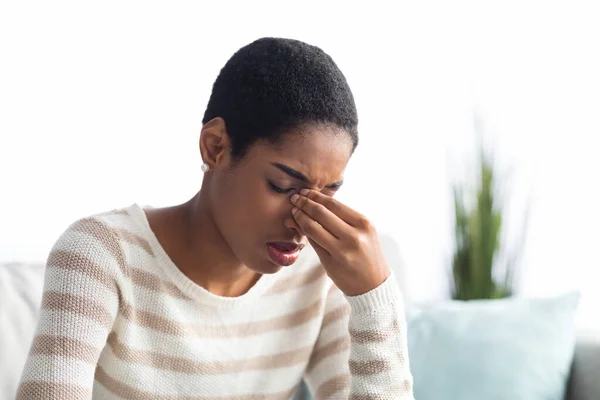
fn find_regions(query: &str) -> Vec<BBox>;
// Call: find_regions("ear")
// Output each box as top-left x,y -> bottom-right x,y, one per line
199,117 -> 230,169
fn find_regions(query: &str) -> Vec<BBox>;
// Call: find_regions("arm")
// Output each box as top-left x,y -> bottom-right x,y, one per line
290,189 -> 415,399
304,273 -> 414,399
16,218 -> 124,399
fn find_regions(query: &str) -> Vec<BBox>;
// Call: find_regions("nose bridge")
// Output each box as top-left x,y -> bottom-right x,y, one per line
306,175 -> 325,191
309,171 -> 336,193
296,181 -> 322,194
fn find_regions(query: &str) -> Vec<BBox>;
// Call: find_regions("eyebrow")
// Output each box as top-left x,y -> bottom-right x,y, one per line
271,162 -> 344,189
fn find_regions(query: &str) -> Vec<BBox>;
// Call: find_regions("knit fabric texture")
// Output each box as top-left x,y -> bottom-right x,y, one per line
17,204 -> 414,399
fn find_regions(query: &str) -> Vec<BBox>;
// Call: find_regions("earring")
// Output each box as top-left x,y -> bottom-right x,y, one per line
201,162 -> 210,172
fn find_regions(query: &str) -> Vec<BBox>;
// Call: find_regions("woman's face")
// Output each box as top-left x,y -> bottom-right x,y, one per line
207,125 -> 354,274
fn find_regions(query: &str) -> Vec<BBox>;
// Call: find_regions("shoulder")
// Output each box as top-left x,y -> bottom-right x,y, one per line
48,204 -> 144,274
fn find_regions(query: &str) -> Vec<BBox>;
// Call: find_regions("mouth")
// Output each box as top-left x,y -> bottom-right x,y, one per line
269,242 -> 304,252
266,242 -> 305,266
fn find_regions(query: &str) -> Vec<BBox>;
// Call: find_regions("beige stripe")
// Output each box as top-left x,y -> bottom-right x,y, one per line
349,319 -> 401,344
112,209 -> 130,216
107,331 -> 312,374
95,365 -> 299,400
29,334 -> 100,364
315,374 -> 350,399
266,266 -> 326,295
48,249 -> 189,301
129,267 -> 192,301
17,382 -> 92,399
114,227 -> 155,257
306,337 -> 350,372
71,218 -> 126,271
122,298 -> 323,338
43,292 -> 115,330
350,395 -> 377,400
350,395 -> 379,400
47,250 -> 118,293
349,359 -> 392,376
401,377 -> 413,393
322,304 -> 350,328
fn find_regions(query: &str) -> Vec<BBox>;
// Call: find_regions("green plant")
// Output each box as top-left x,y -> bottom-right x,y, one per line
450,144 -> 527,300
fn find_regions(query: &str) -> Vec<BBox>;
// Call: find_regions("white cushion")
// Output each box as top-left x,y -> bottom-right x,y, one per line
0,262 -> 46,400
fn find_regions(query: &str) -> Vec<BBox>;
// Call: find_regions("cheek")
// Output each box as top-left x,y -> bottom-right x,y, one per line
212,176 -> 287,230
237,193 -> 294,234
263,195 -> 293,220
249,185 -> 292,222
210,176 -> 245,224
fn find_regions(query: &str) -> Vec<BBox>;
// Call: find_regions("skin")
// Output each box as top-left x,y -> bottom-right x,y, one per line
145,117 -> 390,298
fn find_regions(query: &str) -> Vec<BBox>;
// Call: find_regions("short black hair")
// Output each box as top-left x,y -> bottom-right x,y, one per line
202,37 -> 359,160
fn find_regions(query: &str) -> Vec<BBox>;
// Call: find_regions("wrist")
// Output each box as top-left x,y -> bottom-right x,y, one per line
340,266 -> 391,297
344,270 -> 403,314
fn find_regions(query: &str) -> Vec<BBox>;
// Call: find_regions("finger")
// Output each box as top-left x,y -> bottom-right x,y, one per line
291,193 -> 348,238
292,206 -> 336,252
301,189 -> 368,228
306,236 -> 331,259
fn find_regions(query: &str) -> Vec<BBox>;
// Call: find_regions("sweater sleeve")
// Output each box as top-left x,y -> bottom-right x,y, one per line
16,218 -> 124,399
303,272 -> 414,399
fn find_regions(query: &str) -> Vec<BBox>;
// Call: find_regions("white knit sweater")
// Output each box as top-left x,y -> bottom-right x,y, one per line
17,204 -> 414,399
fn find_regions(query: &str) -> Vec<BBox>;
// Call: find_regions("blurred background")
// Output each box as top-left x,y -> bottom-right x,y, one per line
1,0 -> 598,332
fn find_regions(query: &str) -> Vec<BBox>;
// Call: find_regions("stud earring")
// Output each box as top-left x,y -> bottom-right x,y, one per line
201,162 -> 210,172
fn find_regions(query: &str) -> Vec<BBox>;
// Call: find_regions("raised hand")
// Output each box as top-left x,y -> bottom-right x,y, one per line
291,189 -> 391,296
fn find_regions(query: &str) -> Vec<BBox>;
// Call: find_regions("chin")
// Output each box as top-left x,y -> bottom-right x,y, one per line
262,265 -> 284,274
252,260 -> 284,274
241,245 -> 298,274
240,252 -> 283,275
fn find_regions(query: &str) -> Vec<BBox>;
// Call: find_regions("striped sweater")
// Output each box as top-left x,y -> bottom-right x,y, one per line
17,204 -> 414,399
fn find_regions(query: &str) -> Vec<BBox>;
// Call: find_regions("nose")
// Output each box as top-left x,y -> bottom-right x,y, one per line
284,214 -> 304,242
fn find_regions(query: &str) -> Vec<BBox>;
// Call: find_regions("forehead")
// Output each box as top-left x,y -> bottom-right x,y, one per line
252,126 -> 353,184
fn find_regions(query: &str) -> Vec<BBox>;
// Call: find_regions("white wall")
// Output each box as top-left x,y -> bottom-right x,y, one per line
1,1 -> 598,329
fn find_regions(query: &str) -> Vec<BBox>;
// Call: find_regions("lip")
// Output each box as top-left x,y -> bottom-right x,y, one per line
266,242 -> 304,266
268,242 -> 304,251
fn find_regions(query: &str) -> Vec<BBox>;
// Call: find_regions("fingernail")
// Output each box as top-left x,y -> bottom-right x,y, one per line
300,189 -> 309,196
291,194 -> 299,204
292,207 -> 298,215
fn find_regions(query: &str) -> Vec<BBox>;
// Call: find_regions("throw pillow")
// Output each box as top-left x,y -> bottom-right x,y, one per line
406,292 -> 580,400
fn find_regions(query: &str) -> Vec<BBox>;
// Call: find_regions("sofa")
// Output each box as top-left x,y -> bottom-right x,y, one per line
2,235 -> 599,400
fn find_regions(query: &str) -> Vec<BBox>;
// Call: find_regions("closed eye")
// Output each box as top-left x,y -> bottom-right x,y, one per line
268,181 -> 295,195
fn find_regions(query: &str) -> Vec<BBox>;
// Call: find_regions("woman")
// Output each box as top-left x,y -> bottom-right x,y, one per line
18,37 -> 414,399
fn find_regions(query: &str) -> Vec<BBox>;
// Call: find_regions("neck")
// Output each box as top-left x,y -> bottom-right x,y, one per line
155,190 -> 261,298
